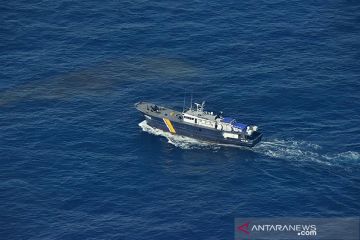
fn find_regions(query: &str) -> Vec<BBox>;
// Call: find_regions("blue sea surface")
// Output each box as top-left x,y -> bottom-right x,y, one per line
1,0 -> 360,239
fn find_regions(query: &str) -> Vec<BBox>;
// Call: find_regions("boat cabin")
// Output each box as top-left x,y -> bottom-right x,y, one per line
182,101 -> 257,136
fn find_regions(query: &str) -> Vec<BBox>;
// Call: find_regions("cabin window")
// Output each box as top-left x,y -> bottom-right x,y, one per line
195,119 -> 197,124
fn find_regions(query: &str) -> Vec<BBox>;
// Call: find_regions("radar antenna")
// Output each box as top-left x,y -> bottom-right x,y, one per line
194,101 -> 206,112
201,101 -> 205,110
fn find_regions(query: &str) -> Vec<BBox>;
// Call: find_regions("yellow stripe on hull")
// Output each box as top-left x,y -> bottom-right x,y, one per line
163,118 -> 176,133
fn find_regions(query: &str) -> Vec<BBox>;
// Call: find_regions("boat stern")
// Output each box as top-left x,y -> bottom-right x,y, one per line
247,131 -> 263,147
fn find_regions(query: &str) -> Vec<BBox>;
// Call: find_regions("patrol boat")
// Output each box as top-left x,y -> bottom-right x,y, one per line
135,101 -> 262,147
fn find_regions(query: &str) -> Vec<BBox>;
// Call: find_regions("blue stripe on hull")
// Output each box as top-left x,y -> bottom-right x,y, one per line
145,116 -> 261,147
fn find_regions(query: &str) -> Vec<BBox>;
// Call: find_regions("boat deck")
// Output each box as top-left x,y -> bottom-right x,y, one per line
135,102 -> 183,123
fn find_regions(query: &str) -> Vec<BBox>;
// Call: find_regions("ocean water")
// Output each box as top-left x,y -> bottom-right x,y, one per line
1,0 -> 359,239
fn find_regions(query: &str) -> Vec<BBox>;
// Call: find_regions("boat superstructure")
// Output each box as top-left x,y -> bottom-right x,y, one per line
135,101 -> 262,147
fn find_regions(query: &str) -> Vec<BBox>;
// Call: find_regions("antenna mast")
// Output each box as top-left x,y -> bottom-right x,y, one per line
190,90 -> 193,110
182,91 -> 186,112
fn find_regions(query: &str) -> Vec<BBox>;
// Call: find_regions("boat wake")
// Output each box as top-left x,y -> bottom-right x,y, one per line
256,140 -> 359,166
138,120 -> 359,166
139,120 -> 220,150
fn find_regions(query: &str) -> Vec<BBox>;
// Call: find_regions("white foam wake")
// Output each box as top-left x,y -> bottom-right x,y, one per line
256,140 -> 359,165
255,139 -> 322,161
138,120 -> 359,166
138,120 -> 219,150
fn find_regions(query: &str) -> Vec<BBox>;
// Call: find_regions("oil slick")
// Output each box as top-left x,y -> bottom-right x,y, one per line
0,57 -> 199,106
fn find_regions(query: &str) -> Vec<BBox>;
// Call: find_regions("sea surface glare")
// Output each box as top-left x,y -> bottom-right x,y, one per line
1,0 -> 360,239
